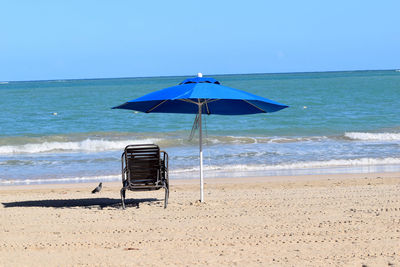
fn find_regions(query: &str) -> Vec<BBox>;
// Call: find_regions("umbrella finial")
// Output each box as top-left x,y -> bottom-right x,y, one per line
197,72 -> 203,78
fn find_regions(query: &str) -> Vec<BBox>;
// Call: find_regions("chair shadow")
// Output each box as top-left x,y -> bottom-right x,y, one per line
2,197 -> 160,209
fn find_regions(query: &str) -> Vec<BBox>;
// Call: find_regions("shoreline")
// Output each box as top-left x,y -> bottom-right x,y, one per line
1,171 -> 399,190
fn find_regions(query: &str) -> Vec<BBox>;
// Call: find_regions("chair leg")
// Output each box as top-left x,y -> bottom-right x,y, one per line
120,188 -> 126,210
164,182 -> 169,209
164,187 -> 169,209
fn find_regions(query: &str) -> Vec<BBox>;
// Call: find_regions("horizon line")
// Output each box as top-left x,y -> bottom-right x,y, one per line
1,68 -> 398,83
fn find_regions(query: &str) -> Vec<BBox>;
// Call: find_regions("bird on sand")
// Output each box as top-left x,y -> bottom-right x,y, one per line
91,182 -> 102,194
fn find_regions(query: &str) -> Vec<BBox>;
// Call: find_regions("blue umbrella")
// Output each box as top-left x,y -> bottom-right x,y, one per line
113,74 -> 288,202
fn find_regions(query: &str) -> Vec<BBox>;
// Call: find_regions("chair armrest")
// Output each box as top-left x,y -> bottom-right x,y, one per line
161,151 -> 168,171
121,151 -> 127,183
160,151 -> 169,183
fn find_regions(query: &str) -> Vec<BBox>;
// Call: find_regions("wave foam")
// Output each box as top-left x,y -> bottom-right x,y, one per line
345,132 -> 400,141
172,157 -> 400,173
0,138 -> 161,155
0,134 -> 330,155
205,135 -> 327,145
2,157 -> 399,185
0,174 -> 119,185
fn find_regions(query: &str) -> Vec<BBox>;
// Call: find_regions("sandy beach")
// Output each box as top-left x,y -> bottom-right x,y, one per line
1,172 -> 399,266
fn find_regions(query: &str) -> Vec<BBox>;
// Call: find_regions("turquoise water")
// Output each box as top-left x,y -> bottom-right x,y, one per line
1,70 -> 399,185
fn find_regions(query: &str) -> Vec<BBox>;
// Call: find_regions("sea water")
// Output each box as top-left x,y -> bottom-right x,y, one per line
0,70 -> 399,185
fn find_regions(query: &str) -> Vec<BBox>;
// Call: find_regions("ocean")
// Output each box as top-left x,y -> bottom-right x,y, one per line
1,70 -> 399,185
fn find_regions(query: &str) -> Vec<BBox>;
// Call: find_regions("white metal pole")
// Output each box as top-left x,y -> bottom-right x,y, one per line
199,103 -> 204,202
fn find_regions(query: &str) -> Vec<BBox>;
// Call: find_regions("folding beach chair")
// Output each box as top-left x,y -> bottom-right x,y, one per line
120,144 -> 169,209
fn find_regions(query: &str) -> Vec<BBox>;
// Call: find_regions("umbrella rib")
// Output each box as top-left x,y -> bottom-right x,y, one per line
205,101 -> 210,114
204,99 -> 219,114
181,98 -> 219,114
243,100 -> 267,113
205,99 -> 219,104
146,100 -> 168,113
179,99 -> 198,105
179,98 -> 219,105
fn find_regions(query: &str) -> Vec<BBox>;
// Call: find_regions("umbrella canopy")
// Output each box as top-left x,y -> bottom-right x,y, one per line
113,77 -> 288,115
113,74 -> 288,202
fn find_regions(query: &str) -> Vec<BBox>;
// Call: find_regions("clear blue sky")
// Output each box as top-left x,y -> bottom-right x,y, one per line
1,0 -> 399,81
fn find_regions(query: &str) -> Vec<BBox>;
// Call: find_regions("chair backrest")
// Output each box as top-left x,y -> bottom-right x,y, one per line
124,144 -> 161,186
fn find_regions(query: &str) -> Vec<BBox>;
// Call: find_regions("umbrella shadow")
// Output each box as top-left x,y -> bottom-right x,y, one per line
2,197 -> 160,209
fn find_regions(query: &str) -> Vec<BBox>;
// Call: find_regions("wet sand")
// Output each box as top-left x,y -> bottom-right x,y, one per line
1,172 -> 399,266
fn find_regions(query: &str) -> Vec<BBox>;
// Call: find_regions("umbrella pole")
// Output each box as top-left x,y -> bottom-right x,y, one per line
199,104 -> 204,202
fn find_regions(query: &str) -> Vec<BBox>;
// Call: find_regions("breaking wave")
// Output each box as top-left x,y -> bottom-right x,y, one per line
0,138 -> 161,155
0,134 -> 330,155
1,130 -> 399,156
345,132 -> 400,141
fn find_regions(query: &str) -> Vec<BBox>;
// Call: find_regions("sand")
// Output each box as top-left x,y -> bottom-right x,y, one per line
1,172 -> 399,266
